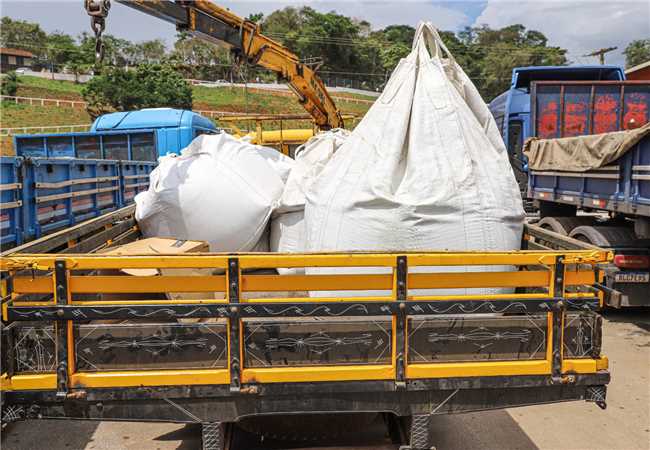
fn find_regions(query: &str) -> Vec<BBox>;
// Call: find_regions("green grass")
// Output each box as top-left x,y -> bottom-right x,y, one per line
1,76 -> 372,154
17,75 -> 85,95
331,91 -> 379,101
0,101 -> 92,155
14,75 -> 373,115
1,101 -> 90,128
193,85 -> 306,114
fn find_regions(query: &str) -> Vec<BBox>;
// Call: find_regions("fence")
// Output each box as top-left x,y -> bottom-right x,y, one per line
1,95 -> 87,109
0,124 -> 92,137
243,87 -> 375,105
0,95 -> 316,122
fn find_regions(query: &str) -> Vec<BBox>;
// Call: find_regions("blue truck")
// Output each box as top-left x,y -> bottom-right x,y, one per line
1,108 -> 217,249
489,66 -> 650,307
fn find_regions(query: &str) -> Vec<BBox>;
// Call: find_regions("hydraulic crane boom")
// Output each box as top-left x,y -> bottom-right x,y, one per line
90,0 -> 344,129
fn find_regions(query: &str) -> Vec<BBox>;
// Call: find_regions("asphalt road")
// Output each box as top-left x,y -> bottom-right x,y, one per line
2,310 -> 649,450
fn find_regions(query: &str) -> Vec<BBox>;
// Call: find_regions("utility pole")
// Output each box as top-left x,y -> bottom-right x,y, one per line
584,47 -> 618,65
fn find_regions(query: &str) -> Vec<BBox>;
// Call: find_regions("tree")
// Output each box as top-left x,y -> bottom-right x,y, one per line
66,53 -> 91,83
0,71 -> 19,96
79,33 -> 133,67
130,39 -> 167,64
82,63 -> 192,118
624,39 -> 650,68
382,25 -> 415,46
171,32 -> 232,81
457,24 -> 567,100
247,12 -> 264,23
44,32 -> 77,76
0,17 -> 47,59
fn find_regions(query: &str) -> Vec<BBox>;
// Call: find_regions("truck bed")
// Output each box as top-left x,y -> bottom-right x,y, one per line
528,80 -> 650,218
0,208 -> 612,450
528,132 -> 650,217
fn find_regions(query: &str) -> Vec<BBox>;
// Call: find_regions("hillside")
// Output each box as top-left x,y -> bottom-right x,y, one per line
0,76 -> 371,155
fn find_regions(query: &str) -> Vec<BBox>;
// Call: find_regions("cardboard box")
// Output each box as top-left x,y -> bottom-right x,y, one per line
102,238 -> 209,276
97,238 -> 221,323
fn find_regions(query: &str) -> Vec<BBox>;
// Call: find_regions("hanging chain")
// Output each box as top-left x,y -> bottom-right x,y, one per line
84,0 -> 111,65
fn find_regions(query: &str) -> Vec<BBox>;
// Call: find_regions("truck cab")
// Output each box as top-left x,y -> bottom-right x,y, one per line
90,108 -> 218,157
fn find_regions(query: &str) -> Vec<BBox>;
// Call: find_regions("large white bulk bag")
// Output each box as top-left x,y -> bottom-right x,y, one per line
304,23 -> 525,296
270,129 -> 350,259
135,132 -> 292,251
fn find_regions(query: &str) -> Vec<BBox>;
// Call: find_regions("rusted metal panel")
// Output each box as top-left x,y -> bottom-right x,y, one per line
593,85 -> 621,134
532,81 -> 650,138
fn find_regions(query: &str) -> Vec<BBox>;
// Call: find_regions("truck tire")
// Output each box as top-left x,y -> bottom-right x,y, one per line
569,226 -> 638,248
537,216 -> 596,236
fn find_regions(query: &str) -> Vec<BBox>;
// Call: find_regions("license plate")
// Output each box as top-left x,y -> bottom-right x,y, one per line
614,272 -> 650,283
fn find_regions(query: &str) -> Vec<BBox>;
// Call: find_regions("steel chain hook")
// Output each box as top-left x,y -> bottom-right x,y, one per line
84,0 -> 111,65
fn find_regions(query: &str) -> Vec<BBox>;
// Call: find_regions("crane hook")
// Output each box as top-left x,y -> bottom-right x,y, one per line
84,0 -> 111,65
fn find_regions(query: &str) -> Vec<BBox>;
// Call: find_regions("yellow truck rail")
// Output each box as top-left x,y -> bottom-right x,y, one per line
2,249 -> 610,385
0,228 -> 612,448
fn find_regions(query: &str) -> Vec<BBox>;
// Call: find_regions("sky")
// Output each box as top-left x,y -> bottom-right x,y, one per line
1,0 -> 649,66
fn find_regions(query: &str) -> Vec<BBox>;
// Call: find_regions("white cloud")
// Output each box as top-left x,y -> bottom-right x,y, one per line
474,0 -> 650,66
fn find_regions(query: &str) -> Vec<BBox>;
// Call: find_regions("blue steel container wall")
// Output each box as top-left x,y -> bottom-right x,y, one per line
583,177 -> 619,199
622,85 -> 650,130
46,135 -> 76,157
556,176 -> 582,193
22,158 -> 62,239
68,160 -> 121,223
119,161 -> 154,205
95,161 -> 122,212
14,136 -> 47,157
633,137 -> 650,207
22,158 -> 121,240
530,137 -> 650,214
593,85 -> 623,133
534,83 -> 649,138
562,85 -> 592,137
0,157 -> 24,247
535,85 -> 562,139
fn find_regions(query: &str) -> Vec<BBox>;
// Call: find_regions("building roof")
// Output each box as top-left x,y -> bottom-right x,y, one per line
0,47 -> 34,58
625,60 -> 650,74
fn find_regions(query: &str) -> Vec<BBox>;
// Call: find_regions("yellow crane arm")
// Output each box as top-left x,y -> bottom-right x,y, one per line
114,0 -> 344,129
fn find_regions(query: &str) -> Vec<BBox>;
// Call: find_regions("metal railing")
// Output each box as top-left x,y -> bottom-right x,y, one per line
0,249 -> 610,393
0,124 -> 92,137
1,95 -> 87,109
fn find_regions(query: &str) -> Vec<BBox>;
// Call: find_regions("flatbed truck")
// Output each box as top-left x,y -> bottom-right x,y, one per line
489,66 -> 650,307
0,205 -> 612,449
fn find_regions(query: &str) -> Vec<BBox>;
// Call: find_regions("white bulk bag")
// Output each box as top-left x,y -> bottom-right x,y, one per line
304,22 -> 525,296
135,132 -> 292,252
271,129 -> 350,256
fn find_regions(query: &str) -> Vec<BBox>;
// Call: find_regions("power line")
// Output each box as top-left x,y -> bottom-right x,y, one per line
583,47 -> 618,65
3,39 -> 580,61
